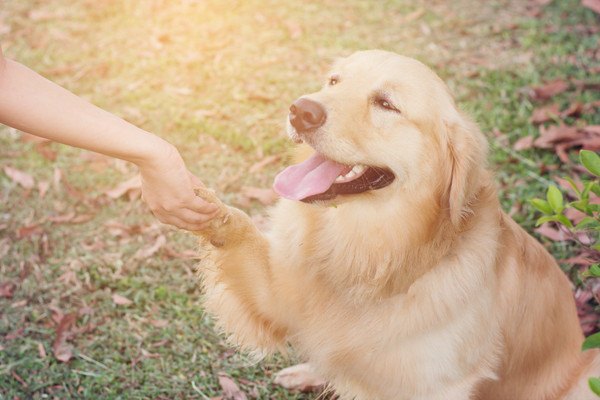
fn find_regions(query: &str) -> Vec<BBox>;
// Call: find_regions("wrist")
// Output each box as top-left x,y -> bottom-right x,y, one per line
133,135 -> 180,171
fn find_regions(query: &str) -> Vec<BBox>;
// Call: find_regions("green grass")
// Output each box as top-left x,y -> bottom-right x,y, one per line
1,0 -> 599,398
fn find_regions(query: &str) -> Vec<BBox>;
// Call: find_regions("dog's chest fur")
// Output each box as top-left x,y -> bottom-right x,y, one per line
266,200 -> 502,399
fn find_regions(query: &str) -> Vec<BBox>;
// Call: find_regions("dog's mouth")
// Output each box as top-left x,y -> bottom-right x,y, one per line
273,152 -> 395,203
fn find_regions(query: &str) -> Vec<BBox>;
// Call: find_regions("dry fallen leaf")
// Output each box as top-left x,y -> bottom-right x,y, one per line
38,342 -> 47,359
530,104 -> 560,124
533,124 -> 579,149
149,319 -> 169,328
513,135 -> 535,151
112,294 -> 133,306
38,181 -> 50,199
583,0 -> 600,15
52,313 -> 76,363
530,79 -> 568,101
218,373 -> 248,400
105,175 -> 142,200
0,282 -> 15,298
133,235 -> 166,260
4,166 -> 35,189
17,224 -> 43,239
534,223 -> 568,242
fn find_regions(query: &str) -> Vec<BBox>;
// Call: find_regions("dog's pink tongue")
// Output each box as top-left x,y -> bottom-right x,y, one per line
274,153 -> 347,201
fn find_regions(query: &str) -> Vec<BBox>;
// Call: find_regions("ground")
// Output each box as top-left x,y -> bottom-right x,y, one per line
0,0 -> 599,398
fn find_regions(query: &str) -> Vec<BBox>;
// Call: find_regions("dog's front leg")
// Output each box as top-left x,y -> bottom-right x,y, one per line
193,188 -> 287,354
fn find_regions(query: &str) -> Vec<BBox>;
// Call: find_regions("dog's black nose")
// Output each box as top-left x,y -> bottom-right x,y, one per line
289,98 -> 327,133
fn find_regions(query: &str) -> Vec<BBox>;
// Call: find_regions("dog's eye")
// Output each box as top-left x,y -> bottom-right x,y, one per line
328,76 -> 339,86
374,96 -> 400,113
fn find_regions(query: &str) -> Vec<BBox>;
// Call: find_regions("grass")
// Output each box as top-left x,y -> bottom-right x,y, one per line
1,0 -> 599,398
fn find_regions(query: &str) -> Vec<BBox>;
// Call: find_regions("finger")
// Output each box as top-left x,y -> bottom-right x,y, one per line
188,196 -> 220,214
188,173 -> 205,188
157,212 -> 213,231
174,208 -> 219,228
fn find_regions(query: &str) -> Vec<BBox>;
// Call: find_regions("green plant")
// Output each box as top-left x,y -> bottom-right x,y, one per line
530,150 -> 600,268
532,150 -> 600,396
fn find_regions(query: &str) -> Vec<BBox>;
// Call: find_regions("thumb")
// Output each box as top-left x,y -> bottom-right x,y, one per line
188,172 -> 205,188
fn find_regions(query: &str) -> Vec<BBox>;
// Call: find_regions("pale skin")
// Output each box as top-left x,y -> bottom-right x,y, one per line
0,47 -> 219,230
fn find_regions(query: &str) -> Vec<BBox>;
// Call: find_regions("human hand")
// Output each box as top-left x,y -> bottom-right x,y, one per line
138,144 -> 219,231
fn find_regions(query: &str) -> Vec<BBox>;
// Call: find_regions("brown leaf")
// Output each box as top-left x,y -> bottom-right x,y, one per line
582,125 -> 600,135
561,102 -> 583,118
17,224 -> 43,239
583,0 -> 600,15
11,299 -> 27,308
560,255 -> 595,266
133,234 -> 166,260
530,79 -> 568,101
564,207 -> 587,225
403,8 -> 426,22
534,223 -> 568,242
112,294 -> 133,306
105,175 -> 142,199
533,124 -> 579,149
38,181 -> 50,199
513,135 -> 534,151
149,319 -> 169,328
530,104 -> 560,124
11,371 -> 27,388
218,373 -> 248,400
38,342 -> 47,359
52,313 -> 76,363
163,244 -> 200,259
240,187 -> 279,206
4,166 -> 34,189
5,327 -> 24,340
0,282 -> 15,298
273,363 -> 327,393
35,142 -> 57,161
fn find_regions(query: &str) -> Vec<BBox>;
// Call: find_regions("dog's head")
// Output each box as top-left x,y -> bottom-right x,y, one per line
274,50 -> 488,227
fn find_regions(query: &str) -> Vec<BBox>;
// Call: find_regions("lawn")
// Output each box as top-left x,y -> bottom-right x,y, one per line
1,0 -> 599,398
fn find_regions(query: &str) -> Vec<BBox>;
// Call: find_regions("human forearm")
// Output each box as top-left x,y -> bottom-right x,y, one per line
0,58 -> 169,167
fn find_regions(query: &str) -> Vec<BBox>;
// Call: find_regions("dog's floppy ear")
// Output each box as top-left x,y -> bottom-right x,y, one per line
443,113 -> 488,228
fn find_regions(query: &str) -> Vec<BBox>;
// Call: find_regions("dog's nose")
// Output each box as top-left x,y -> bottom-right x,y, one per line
289,98 -> 327,133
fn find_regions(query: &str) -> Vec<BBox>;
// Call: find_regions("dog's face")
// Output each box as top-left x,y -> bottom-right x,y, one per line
274,50 -> 472,206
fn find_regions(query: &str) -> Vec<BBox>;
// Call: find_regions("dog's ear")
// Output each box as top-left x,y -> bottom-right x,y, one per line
443,113 -> 488,228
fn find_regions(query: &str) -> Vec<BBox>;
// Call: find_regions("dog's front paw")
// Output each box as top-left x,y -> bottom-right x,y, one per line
193,187 -> 233,247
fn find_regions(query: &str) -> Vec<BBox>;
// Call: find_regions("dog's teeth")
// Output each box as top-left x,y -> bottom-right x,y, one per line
351,165 -> 365,174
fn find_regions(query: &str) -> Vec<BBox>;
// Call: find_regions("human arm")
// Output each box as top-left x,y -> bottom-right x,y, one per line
0,49 -> 218,230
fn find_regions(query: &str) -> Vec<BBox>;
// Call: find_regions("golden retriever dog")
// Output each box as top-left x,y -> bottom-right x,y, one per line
194,50 -> 600,399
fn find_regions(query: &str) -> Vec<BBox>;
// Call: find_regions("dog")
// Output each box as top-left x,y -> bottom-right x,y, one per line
194,50 -> 600,399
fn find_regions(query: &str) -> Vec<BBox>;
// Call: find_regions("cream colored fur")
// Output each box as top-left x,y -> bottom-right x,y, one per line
194,50 -> 599,400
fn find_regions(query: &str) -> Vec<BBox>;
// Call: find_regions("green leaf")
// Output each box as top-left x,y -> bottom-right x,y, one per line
564,176 -> 582,197
589,377 -> 600,396
571,199 -> 590,213
583,182 -> 595,200
589,265 -> 600,278
583,332 -> 600,351
580,150 -> 600,177
535,215 -> 559,227
555,214 -> 574,229
576,217 -> 599,230
547,185 -> 564,214
530,198 -> 553,215
594,243 -> 600,252
592,182 -> 600,198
